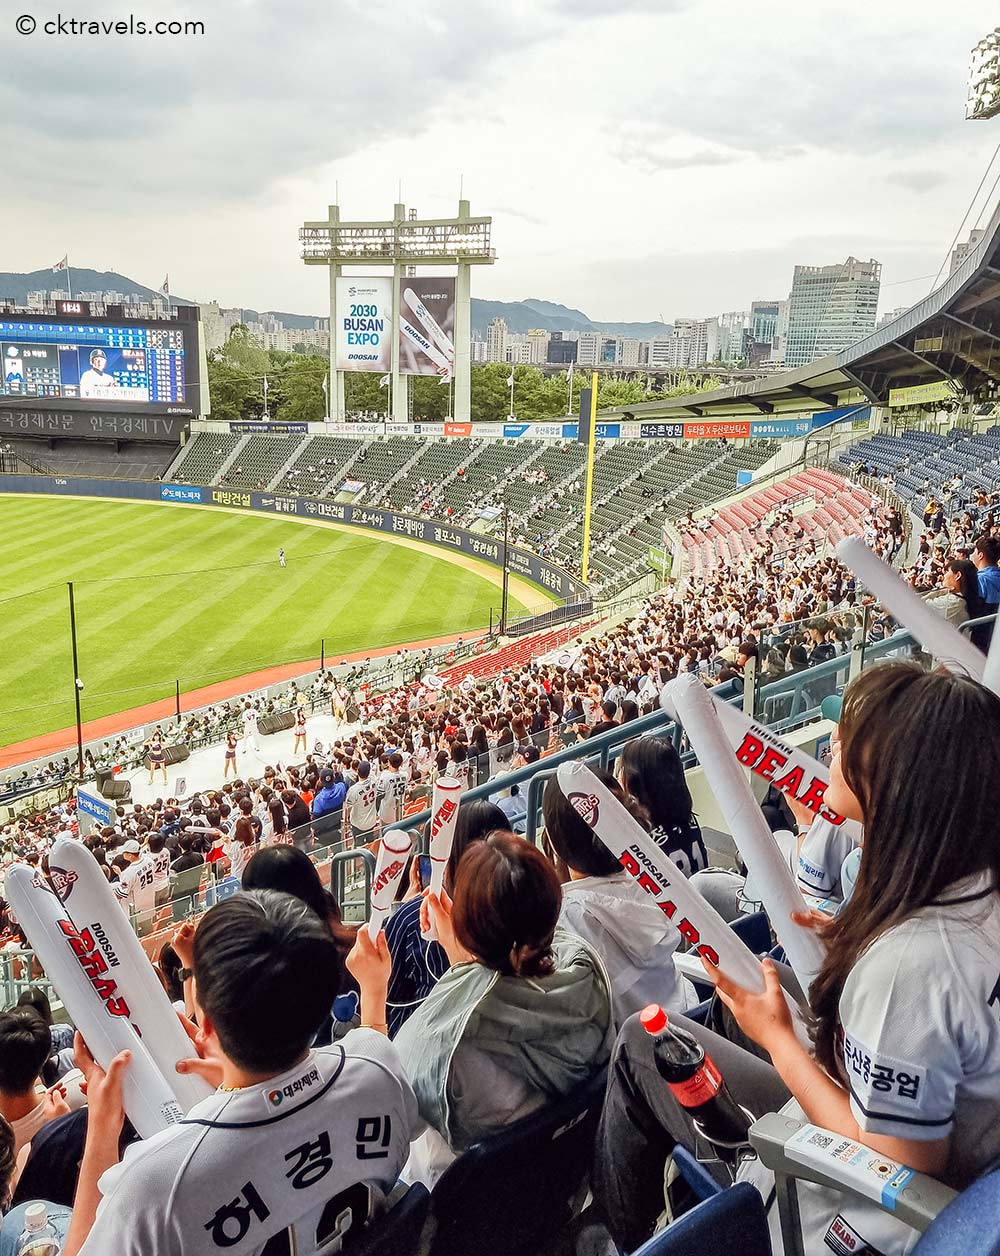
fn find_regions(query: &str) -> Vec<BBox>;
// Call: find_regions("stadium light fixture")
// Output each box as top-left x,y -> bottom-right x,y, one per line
968,26 -> 1000,121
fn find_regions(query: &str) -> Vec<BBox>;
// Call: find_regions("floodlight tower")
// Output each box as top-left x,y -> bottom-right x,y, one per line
968,26 -> 1000,121
299,200 -> 495,423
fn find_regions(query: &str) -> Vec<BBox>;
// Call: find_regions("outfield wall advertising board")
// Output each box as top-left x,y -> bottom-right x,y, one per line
0,474 -> 589,603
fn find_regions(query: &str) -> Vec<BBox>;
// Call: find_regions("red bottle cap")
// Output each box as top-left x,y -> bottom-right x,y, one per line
640,1004 -> 668,1035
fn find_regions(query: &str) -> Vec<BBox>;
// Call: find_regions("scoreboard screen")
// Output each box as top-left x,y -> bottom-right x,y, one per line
0,317 -> 189,408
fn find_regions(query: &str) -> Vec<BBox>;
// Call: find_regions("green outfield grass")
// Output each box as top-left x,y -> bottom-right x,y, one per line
0,496 -> 535,747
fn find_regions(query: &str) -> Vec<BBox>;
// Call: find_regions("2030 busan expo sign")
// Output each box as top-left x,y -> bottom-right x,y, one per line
335,276 -> 393,374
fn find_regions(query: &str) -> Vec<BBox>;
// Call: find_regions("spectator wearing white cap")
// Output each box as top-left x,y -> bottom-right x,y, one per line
112,841 -> 155,919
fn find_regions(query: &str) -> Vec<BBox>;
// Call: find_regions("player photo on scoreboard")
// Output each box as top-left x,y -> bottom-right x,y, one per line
73,345 -> 149,401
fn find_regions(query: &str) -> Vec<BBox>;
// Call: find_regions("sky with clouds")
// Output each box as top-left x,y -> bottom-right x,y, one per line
4,0 -> 1000,322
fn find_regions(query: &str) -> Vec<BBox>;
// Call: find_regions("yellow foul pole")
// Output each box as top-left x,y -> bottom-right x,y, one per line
580,370 -> 598,584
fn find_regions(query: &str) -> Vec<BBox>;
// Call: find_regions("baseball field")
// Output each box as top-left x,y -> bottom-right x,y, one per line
0,495 -> 539,748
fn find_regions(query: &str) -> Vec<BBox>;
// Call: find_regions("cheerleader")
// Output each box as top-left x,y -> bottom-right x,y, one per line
223,731 -> 238,780
293,705 -> 307,757
145,727 -> 168,787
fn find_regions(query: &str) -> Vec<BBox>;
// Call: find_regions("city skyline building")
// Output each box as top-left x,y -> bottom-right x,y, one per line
784,256 -> 881,369
486,316 -> 509,363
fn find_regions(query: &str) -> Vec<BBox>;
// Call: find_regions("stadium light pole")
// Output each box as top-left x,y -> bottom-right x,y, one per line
500,496 -> 510,635
67,582 -> 84,778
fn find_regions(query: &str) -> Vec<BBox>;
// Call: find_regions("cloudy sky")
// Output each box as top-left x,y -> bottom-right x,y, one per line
4,0 -> 999,321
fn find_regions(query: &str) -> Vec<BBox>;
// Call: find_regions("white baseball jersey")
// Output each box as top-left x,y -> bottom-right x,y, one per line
228,837 -> 256,883
344,780 -> 377,833
242,709 -> 259,735
114,855 -> 156,916
78,1032 -> 418,1256
797,816 -> 857,902
150,847 -> 172,892
742,874 -> 1000,1255
79,368 -> 115,397
377,772 -> 406,825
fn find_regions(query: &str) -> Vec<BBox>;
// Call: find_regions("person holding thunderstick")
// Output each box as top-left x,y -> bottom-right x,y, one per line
595,663 -> 1000,1256
62,891 -> 418,1255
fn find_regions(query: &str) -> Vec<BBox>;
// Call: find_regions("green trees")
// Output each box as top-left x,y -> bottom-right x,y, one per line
205,334 -> 719,425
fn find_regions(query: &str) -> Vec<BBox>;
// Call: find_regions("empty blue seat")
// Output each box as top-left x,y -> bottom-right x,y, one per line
629,1182 -> 770,1255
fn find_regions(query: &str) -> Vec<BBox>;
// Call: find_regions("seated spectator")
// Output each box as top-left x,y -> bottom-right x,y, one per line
382,832 -> 611,1185
588,700 -> 620,737
281,788 -> 311,832
242,845 -> 361,1041
169,832 -> 206,874
16,988 -> 73,1068
925,557 -> 983,629
618,737 -> 708,877
543,771 -> 683,1025
973,535 -> 1000,648
384,801 -> 508,1037
64,890 -> 418,1255
0,1009 -> 69,1156
595,663 -> 1000,1256
492,782 -> 527,833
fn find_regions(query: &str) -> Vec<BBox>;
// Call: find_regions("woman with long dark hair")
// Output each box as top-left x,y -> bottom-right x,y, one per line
595,663 -> 1000,1255
618,736 -> 708,877
543,770 -> 682,1024
925,557 -> 984,629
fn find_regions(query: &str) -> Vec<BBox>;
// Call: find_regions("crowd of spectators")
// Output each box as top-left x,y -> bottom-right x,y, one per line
0,655 -> 996,1253
1,453 -> 1000,1250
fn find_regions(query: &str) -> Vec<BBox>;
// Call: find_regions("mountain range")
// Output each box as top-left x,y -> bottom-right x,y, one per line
0,268 -> 672,340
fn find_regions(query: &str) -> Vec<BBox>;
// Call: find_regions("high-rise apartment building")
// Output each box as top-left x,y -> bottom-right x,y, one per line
616,338 -> 641,367
784,257 -> 881,369
646,335 -> 673,369
486,317 -> 508,364
666,317 -> 719,368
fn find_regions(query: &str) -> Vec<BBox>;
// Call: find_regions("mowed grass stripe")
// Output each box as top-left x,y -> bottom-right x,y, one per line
0,498 -> 530,744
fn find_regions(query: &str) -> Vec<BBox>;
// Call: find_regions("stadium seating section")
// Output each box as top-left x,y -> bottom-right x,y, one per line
166,431 -> 782,594
683,467 -> 882,581
840,424 -> 1000,504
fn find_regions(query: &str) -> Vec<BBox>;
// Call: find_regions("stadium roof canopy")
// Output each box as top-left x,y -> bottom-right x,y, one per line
604,200 -> 1000,421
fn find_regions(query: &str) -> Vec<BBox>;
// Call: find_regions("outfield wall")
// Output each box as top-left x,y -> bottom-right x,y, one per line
0,473 -> 590,604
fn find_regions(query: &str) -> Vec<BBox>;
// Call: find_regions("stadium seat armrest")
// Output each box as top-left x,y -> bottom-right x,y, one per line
749,1112 -> 957,1255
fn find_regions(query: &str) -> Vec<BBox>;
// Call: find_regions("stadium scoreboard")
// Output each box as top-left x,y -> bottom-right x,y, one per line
0,307 -> 201,416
